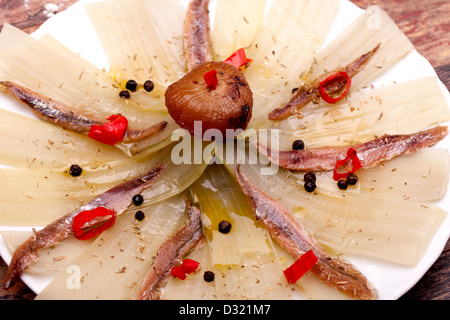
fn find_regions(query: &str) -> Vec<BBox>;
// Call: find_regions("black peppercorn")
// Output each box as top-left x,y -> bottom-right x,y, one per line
292,139 -> 305,150
337,179 -> 348,190
218,220 -> 232,234
119,90 -> 131,99
304,171 -> 316,183
132,194 -> 144,206
68,164 -> 83,177
135,210 -> 145,221
304,180 -> 317,193
203,271 -> 215,282
126,79 -> 138,92
143,80 -> 154,92
347,173 -> 358,186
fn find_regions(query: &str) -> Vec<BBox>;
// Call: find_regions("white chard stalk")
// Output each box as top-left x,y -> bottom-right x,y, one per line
0,140 -> 212,226
0,24 -> 176,157
0,0 -> 448,301
166,164 -> 293,300
84,0 -> 186,87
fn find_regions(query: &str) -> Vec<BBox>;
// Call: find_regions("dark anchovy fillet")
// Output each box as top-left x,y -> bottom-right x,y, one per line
184,0 -> 213,71
4,164 -> 166,289
258,126 -> 448,172
269,43 -> 381,120
135,205 -> 204,300
235,165 -> 376,300
0,81 -> 168,143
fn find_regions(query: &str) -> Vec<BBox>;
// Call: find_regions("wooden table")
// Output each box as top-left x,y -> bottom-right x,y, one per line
0,0 -> 448,300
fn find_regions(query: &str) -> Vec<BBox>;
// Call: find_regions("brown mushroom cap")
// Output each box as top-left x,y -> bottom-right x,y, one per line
165,61 -> 253,140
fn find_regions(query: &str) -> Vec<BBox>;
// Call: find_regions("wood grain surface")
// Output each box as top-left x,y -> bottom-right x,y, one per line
0,0 -> 449,300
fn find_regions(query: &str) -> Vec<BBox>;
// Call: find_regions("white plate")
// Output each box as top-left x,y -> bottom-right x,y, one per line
0,0 -> 449,299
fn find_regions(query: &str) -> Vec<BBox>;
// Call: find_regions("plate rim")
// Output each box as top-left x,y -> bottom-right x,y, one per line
0,0 -> 449,300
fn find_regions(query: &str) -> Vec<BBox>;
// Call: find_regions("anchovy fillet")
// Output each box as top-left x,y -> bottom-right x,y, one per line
4,164 -> 166,289
269,44 -> 381,120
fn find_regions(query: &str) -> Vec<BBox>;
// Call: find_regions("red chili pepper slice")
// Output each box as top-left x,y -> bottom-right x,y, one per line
170,258 -> 200,280
333,148 -> 363,181
72,207 -> 116,240
283,250 -> 318,284
224,48 -> 253,70
88,114 -> 128,145
204,69 -> 218,90
319,71 -> 352,104
170,266 -> 187,280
